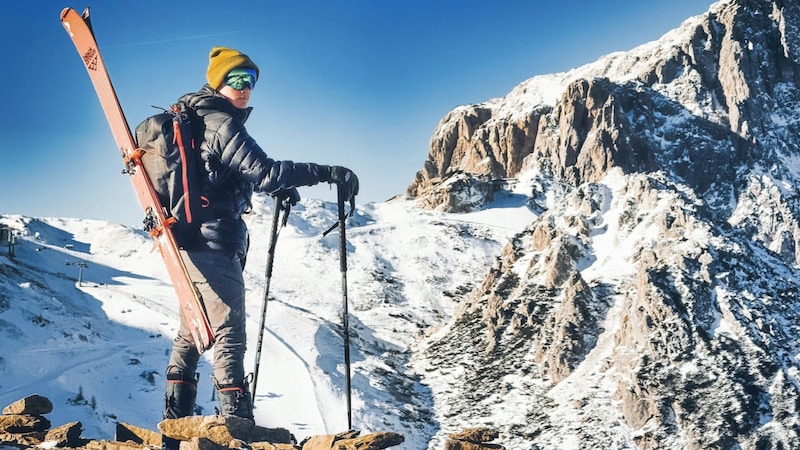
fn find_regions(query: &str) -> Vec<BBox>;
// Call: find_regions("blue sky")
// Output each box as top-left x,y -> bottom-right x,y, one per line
2,1 -> 714,227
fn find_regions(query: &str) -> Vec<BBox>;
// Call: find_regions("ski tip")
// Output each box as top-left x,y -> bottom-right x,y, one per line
61,6 -> 94,34
82,6 -> 93,32
59,7 -> 73,22
58,7 -> 90,22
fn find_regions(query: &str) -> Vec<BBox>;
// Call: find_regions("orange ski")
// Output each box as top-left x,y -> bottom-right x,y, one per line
60,7 -> 214,352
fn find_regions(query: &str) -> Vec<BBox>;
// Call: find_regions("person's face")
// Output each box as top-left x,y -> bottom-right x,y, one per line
218,84 -> 251,109
217,67 -> 257,109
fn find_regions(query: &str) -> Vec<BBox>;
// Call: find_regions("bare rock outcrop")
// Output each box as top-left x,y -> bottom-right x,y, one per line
2,395 -> 504,449
2,394 -> 53,416
444,427 -> 504,449
0,394 -> 409,450
407,104 -> 547,211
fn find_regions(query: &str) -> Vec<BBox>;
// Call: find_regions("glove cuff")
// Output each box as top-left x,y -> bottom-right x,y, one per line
317,164 -> 332,183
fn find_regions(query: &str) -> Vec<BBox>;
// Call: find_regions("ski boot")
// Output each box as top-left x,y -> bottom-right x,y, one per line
214,378 -> 254,420
163,367 -> 199,450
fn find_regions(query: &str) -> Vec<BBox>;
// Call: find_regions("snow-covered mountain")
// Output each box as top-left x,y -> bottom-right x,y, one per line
406,0 -> 800,448
4,0 -> 800,448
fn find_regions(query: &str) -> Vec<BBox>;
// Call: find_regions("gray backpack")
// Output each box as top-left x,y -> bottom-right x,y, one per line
134,103 -> 209,245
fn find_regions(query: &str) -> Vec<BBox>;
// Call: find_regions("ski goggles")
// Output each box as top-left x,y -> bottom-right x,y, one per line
224,68 -> 257,90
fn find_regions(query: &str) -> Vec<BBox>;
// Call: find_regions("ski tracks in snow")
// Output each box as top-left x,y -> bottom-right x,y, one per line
1,339 -> 161,401
245,298 -> 332,436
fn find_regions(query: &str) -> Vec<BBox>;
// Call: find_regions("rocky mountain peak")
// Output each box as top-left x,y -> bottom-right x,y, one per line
407,0 -> 800,228
413,0 -> 800,448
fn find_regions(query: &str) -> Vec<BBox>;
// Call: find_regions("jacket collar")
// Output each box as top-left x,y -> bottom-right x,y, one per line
182,85 -> 253,123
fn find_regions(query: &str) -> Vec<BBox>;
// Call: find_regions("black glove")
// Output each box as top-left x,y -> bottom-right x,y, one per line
273,187 -> 300,208
327,166 -> 359,202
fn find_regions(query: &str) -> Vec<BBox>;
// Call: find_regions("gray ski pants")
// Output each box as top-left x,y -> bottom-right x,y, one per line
167,250 -> 247,387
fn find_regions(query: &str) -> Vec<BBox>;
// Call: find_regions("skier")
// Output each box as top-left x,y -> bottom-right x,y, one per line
162,46 -> 359,423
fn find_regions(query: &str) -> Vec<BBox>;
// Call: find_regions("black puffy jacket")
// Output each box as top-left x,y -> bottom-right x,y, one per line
177,85 -> 331,259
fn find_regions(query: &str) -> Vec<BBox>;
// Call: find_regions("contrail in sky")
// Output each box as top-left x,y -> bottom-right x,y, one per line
102,30 -> 241,49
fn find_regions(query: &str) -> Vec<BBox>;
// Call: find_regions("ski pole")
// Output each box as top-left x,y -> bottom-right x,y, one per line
322,186 -> 356,430
336,184 -> 354,430
251,194 -> 290,402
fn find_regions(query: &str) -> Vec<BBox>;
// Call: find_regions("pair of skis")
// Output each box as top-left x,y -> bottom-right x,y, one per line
60,7 -> 214,353
60,7 -> 356,429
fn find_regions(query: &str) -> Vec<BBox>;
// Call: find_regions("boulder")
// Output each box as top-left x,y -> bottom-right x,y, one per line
445,427 -> 504,449
115,422 -> 162,447
84,440 -> 153,450
0,414 -> 51,433
2,394 -> 53,416
0,431 -> 46,447
159,415 -> 296,448
159,416 -> 253,446
300,430 -> 404,450
43,421 -> 84,447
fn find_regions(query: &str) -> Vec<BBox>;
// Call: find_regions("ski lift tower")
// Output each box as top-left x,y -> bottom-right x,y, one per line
0,225 -> 16,259
66,260 -> 89,286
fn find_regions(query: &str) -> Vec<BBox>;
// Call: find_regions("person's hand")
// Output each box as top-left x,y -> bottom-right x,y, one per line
327,166 -> 359,202
273,187 -> 300,209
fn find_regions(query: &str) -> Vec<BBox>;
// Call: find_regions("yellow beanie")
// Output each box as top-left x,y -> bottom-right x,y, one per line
206,46 -> 260,90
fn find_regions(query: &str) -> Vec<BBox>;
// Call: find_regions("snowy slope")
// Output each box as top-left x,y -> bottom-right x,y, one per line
0,192 -> 535,447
